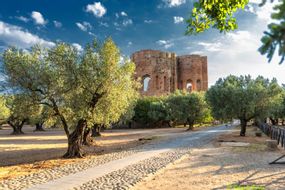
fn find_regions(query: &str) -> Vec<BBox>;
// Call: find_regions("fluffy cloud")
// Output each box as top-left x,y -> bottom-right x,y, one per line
173,16 -> 184,24
76,21 -> 92,32
195,29 -> 285,86
161,0 -> 186,8
86,2 -> 106,18
53,20 -> 62,28
72,43 -> 83,52
121,11 -> 128,16
0,21 -> 54,48
245,0 -> 277,23
198,42 -> 223,52
31,11 -> 46,25
156,40 -> 174,49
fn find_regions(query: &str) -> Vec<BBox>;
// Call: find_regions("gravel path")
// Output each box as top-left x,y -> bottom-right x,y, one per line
0,125 -> 233,190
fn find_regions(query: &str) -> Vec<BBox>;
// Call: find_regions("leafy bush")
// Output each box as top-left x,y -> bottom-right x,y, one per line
132,91 -> 212,129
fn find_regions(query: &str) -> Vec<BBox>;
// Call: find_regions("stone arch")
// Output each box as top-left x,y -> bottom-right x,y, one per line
196,79 -> 202,91
142,74 -> 151,92
186,79 -> 193,92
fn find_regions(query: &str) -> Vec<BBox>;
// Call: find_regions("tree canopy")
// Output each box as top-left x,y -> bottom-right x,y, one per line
167,91 -> 211,130
206,75 -> 283,136
2,38 -> 139,157
187,0 -> 285,63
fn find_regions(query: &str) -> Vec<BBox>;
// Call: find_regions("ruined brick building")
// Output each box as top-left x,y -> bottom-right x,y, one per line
131,49 -> 208,96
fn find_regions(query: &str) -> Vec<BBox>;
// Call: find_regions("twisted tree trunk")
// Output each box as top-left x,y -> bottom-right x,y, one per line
240,119 -> 247,136
8,119 -> 26,135
187,119 -> 194,131
92,124 -> 102,137
34,123 -> 45,132
63,119 -> 87,158
82,127 -> 93,146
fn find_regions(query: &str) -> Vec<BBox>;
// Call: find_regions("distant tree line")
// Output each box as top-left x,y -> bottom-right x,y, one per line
132,92 -> 212,130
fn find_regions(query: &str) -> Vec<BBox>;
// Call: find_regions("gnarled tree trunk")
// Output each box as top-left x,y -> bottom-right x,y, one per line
187,119 -> 194,131
34,123 -> 45,132
8,119 -> 26,135
63,119 -> 87,158
92,124 -> 102,137
82,127 -> 93,146
240,119 -> 247,136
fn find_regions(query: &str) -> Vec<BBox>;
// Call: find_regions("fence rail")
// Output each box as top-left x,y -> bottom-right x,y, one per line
258,123 -> 285,164
258,123 -> 285,149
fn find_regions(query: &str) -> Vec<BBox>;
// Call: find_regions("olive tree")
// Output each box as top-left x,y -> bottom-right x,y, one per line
30,105 -> 54,132
206,75 -> 282,136
166,92 -> 209,130
187,0 -> 285,63
5,94 -> 40,135
267,88 -> 285,125
133,96 -> 170,128
0,95 -> 10,127
2,38 -> 138,158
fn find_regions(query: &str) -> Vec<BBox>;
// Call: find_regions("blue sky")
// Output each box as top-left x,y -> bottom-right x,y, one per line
0,0 -> 284,85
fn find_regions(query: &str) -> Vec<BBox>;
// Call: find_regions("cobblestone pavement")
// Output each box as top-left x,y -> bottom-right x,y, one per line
0,125 -> 233,190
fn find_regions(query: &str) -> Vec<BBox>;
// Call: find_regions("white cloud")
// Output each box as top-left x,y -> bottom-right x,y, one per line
161,0 -> 186,8
88,31 -> 96,37
31,11 -> 46,25
121,11 -> 128,16
86,2 -> 106,18
128,41 -> 133,47
0,21 -> 54,48
156,40 -> 174,49
190,51 -> 204,55
173,16 -> 184,24
122,19 -> 133,26
196,29 -> 285,86
198,42 -> 223,52
16,16 -> 29,23
72,43 -> 83,52
76,21 -> 92,32
53,20 -> 62,28
245,0 -> 277,23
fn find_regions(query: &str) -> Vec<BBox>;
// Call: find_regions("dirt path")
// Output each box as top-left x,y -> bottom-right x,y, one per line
133,127 -> 285,190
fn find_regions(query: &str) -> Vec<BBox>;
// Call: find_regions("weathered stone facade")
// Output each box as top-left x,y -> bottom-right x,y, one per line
131,49 -> 208,96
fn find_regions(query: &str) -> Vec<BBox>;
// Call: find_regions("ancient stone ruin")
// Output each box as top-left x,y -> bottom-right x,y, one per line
131,49 -> 208,96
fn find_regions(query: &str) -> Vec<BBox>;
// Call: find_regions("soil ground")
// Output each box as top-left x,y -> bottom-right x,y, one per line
133,126 -> 285,190
0,125 -> 187,181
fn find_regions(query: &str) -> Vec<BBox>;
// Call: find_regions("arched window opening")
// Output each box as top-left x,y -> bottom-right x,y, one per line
156,76 -> 159,90
143,75 -> 151,92
197,79 -> 202,91
164,76 -> 167,91
186,80 -> 193,92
